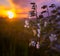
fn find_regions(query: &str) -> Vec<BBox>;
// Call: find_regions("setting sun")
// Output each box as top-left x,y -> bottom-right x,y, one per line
7,11 -> 15,19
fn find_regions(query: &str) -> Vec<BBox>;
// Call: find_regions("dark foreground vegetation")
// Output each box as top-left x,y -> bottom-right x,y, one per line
0,17 -> 30,56
0,17 -> 60,56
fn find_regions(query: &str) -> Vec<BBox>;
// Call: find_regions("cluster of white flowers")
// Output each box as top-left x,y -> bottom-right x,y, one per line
44,21 -> 47,27
37,29 -> 41,38
36,42 -> 40,49
24,20 -> 41,49
29,40 -> 36,47
37,23 -> 41,38
24,20 -> 30,28
37,23 -> 40,28
49,34 -> 57,42
29,40 -> 40,49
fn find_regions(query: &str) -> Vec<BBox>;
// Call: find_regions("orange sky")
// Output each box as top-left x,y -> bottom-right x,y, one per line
0,6 -> 29,18
0,0 -> 60,18
0,0 -> 30,18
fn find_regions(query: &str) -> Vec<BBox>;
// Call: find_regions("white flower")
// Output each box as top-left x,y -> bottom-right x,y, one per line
36,42 -> 40,49
44,21 -> 47,27
24,20 -> 30,28
29,40 -> 36,47
37,23 -> 40,28
37,34 -> 40,38
49,34 -> 57,42
37,29 -> 40,34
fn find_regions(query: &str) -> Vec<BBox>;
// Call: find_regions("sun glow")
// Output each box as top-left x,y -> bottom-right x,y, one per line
7,11 -> 15,19
0,6 -> 28,18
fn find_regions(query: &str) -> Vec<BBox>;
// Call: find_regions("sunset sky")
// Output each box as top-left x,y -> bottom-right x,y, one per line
0,0 -> 60,18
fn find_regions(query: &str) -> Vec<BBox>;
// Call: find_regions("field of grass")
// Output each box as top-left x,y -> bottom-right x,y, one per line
0,17 -> 33,56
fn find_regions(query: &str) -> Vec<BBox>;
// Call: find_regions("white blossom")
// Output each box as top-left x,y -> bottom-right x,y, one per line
49,34 -> 57,42
24,20 -> 30,28
36,42 -> 40,49
44,21 -> 47,27
29,40 -> 36,47
37,23 -> 40,28
37,34 -> 40,38
37,29 -> 40,34
37,29 -> 41,38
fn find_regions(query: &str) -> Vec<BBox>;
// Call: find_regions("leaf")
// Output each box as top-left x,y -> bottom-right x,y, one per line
49,4 -> 55,8
51,15 -> 56,18
41,5 -> 47,9
41,11 -> 47,14
30,11 -> 36,16
39,15 -> 44,19
51,10 -> 57,13
57,7 -> 60,10
57,12 -> 60,15
30,2 -> 35,4
32,5 -> 36,10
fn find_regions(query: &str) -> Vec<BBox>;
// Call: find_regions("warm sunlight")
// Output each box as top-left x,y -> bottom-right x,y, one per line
7,11 -> 15,19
